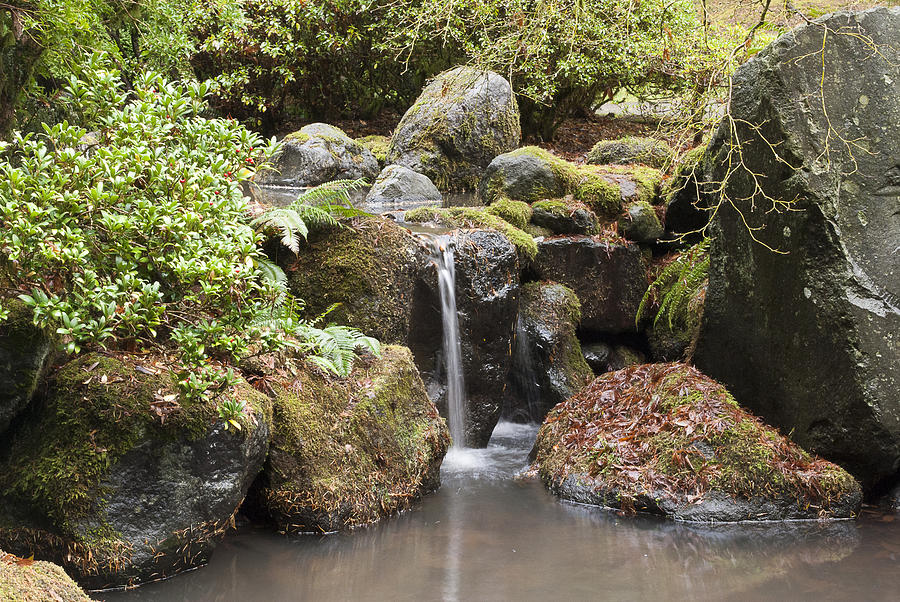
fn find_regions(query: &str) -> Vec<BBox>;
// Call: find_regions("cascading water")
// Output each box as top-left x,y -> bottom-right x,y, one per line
427,234 -> 467,448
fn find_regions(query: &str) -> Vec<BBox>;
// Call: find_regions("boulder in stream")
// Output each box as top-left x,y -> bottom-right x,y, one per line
0,299 -> 52,436
364,164 -> 442,212
532,363 -> 862,521
249,346 -> 449,532
503,282 -> 593,423
0,353 -> 270,589
255,123 -> 380,187
387,67 -> 521,191
694,7 -> 900,489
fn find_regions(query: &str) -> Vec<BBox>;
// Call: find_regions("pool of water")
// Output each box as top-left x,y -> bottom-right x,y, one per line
101,422 -> 900,601
252,185 -> 480,213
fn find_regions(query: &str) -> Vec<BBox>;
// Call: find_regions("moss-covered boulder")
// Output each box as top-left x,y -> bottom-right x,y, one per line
586,135 -> 675,169
274,216 -> 425,344
479,147 -> 623,218
0,353 -> 270,589
410,229 -> 521,447
531,198 -> 599,235
250,346 -> 449,532
618,200 -> 663,243
0,551 -> 91,601
356,135 -> 390,167
532,363 -> 862,522
255,123 -> 380,187
387,67 -> 521,191
404,206 -> 537,263
503,282 -> 593,423
0,299 -> 52,436
487,198 -> 532,230
532,236 -> 645,334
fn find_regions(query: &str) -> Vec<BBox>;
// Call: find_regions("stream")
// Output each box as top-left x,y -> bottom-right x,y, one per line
101,421 -> 900,602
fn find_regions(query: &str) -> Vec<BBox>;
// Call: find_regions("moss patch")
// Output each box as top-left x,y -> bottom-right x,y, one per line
404,206 -> 538,261
586,136 -> 675,169
0,551 -> 91,601
533,363 -> 860,516
356,135 -> 390,164
487,198 -> 532,230
260,346 -> 450,532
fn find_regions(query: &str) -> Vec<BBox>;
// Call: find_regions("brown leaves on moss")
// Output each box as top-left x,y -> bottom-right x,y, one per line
535,363 -> 858,509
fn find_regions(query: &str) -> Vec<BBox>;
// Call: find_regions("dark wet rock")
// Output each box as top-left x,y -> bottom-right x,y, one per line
0,299 -> 52,436
619,201 -> 663,243
503,282 -> 593,423
663,144 -> 711,238
0,353 -> 270,589
694,8 -> 900,490
410,230 -> 520,447
0,550 -> 91,601
272,215 -> 425,344
532,236 -> 645,334
387,67 -> 520,191
364,164 -> 442,212
532,363 -> 862,522
249,346 -> 449,533
531,198 -> 599,235
586,136 -> 675,169
581,342 -> 645,374
255,123 -> 379,187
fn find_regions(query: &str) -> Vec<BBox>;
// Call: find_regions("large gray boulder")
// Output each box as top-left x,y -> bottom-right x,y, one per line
387,67 -> 521,191
532,236 -> 646,334
0,299 -> 52,436
503,282 -> 593,423
0,354 -> 270,589
255,123 -> 379,187
695,8 -> 900,490
363,164 -> 442,212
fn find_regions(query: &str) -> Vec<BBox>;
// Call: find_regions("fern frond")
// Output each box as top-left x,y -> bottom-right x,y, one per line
250,208 -> 309,253
637,238 -> 710,330
293,178 -> 367,209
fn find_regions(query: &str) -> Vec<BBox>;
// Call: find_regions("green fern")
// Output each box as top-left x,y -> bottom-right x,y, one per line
637,238 -> 710,330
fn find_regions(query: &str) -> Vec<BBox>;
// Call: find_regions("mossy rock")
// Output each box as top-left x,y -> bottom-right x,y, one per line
0,298 -> 53,436
487,198 -> 532,230
503,282 -> 593,423
618,200 -> 663,243
255,123 -> 379,187
0,353 -> 270,589
274,215 -> 425,344
356,135 -> 390,167
387,67 -> 521,191
404,206 -> 537,262
586,136 -> 675,169
531,198 -> 599,235
0,551 -> 91,601
480,147 -> 623,219
252,346 -> 450,532
532,363 -> 862,522
599,164 -> 664,206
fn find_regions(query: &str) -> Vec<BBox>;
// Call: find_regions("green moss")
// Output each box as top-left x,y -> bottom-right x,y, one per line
284,132 -> 311,144
586,136 -> 674,169
524,223 -> 553,238
0,552 -> 91,601
487,198 -> 532,229
356,135 -> 390,164
664,144 -> 708,204
262,346 -> 449,531
603,164 -> 664,205
404,206 -> 538,261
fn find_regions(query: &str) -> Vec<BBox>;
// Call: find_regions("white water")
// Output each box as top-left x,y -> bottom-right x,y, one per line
428,234 -> 467,448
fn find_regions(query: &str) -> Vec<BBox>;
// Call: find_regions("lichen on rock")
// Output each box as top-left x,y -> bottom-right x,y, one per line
532,363 -> 862,522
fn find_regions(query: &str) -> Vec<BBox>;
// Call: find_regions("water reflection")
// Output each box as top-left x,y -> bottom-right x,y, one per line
101,421 -> 900,602
251,185 -> 479,214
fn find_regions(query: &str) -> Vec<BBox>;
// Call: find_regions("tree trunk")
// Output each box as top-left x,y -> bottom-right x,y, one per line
0,5 -> 44,138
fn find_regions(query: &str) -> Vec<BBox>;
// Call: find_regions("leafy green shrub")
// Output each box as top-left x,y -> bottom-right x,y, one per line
0,59 -> 376,403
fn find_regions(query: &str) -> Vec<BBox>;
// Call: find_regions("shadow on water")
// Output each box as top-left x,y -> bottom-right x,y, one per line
101,421 -> 900,602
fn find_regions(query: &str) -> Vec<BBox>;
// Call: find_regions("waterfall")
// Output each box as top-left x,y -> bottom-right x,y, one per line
427,234 -> 467,448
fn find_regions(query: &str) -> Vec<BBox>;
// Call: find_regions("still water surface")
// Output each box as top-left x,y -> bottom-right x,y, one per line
102,422 -> 900,602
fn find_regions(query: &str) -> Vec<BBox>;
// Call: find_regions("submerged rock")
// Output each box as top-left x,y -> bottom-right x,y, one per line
695,7 -> 900,489
364,164 -> 442,212
532,236 -> 645,334
0,299 -> 52,436
0,353 -> 270,589
255,123 -> 379,187
250,346 -> 449,532
503,282 -> 593,423
0,551 -> 91,601
586,136 -> 675,169
274,215 -> 425,344
532,363 -> 862,522
387,67 -> 520,191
